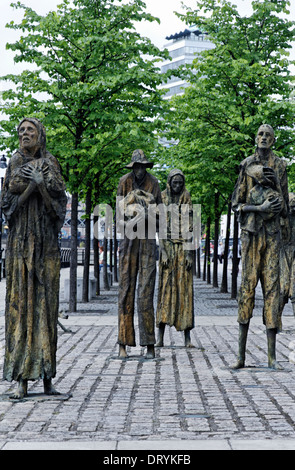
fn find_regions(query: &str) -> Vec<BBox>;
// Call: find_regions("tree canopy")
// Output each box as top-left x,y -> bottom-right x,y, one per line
156,0 -> 295,217
0,0 -> 171,203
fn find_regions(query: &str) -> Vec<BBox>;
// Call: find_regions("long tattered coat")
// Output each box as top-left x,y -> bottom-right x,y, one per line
231,150 -> 289,331
156,171 -> 194,332
1,135 -> 66,382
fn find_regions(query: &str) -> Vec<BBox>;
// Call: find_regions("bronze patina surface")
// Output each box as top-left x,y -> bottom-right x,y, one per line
156,169 -> 194,348
1,118 -> 67,398
116,150 -> 162,360
231,124 -> 289,370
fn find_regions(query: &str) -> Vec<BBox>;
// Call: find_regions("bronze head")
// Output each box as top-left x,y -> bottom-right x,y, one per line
17,117 -> 46,158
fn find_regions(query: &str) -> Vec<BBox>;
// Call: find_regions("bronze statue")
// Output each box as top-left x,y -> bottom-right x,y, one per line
116,149 -> 162,359
156,169 -> 194,347
231,124 -> 289,370
1,118 -> 67,398
279,193 -> 295,316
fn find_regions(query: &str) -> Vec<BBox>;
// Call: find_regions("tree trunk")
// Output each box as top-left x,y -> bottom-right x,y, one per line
93,214 -> 100,295
220,200 -> 231,293
95,175 -> 101,295
113,219 -> 118,283
231,211 -> 239,299
103,235 -> 110,290
82,188 -> 91,302
191,249 -> 196,276
213,192 -> 219,288
197,247 -> 201,278
109,238 -> 113,286
69,192 -> 78,312
203,235 -> 207,282
206,217 -> 211,284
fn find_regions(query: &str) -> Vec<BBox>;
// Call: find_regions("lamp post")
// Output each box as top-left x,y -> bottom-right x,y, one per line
0,155 -> 8,281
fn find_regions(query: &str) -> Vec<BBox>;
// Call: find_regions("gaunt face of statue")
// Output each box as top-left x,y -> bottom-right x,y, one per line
18,121 -> 39,154
256,125 -> 275,151
170,175 -> 184,194
133,163 -> 147,181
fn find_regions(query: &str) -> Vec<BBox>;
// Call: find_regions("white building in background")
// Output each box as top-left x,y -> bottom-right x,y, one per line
159,26 -> 214,98
158,26 -> 214,149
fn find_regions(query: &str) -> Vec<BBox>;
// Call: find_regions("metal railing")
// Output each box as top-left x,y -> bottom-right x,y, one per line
60,248 -> 95,267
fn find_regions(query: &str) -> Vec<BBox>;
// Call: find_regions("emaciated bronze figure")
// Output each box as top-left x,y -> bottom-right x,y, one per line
156,169 -> 194,347
279,192 -> 295,316
117,150 -> 162,359
1,118 -> 67,398
231,124 -> 289,370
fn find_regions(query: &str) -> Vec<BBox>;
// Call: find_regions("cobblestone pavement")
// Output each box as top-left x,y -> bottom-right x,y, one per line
0,265 -> 295,450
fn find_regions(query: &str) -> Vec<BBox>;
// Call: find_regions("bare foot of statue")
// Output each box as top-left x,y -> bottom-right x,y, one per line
146,345 -> 155,359
268,359 -> 283,371
43,378 -> 61,395
231,359 -> 245,370
119,344 -> 128,359
10,378 -> 28,399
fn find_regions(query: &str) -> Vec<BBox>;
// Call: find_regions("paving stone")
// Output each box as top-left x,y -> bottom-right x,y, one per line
0,265 -> 294,449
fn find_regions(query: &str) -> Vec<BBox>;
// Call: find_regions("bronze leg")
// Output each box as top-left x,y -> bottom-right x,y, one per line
155,323 -> 165,347
231,322 -> 249,369
267,328 -> 283,370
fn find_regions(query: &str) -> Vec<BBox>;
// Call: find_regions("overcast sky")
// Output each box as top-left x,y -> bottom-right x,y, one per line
1,0 -> 294,75
0,0 -> 294,95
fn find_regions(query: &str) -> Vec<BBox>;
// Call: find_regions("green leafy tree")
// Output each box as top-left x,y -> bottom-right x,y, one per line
0,0 -> 170,308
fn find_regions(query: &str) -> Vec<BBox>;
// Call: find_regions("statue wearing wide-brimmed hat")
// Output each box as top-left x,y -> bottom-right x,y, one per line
116,149 -> 162,360
125,149 -> 154,169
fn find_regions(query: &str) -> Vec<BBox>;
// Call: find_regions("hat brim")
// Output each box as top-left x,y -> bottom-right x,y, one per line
125,161 -> 154,169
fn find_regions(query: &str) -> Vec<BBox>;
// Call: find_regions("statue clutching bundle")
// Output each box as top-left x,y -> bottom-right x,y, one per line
231,124 -> 289,370
116,149 -> 162,360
